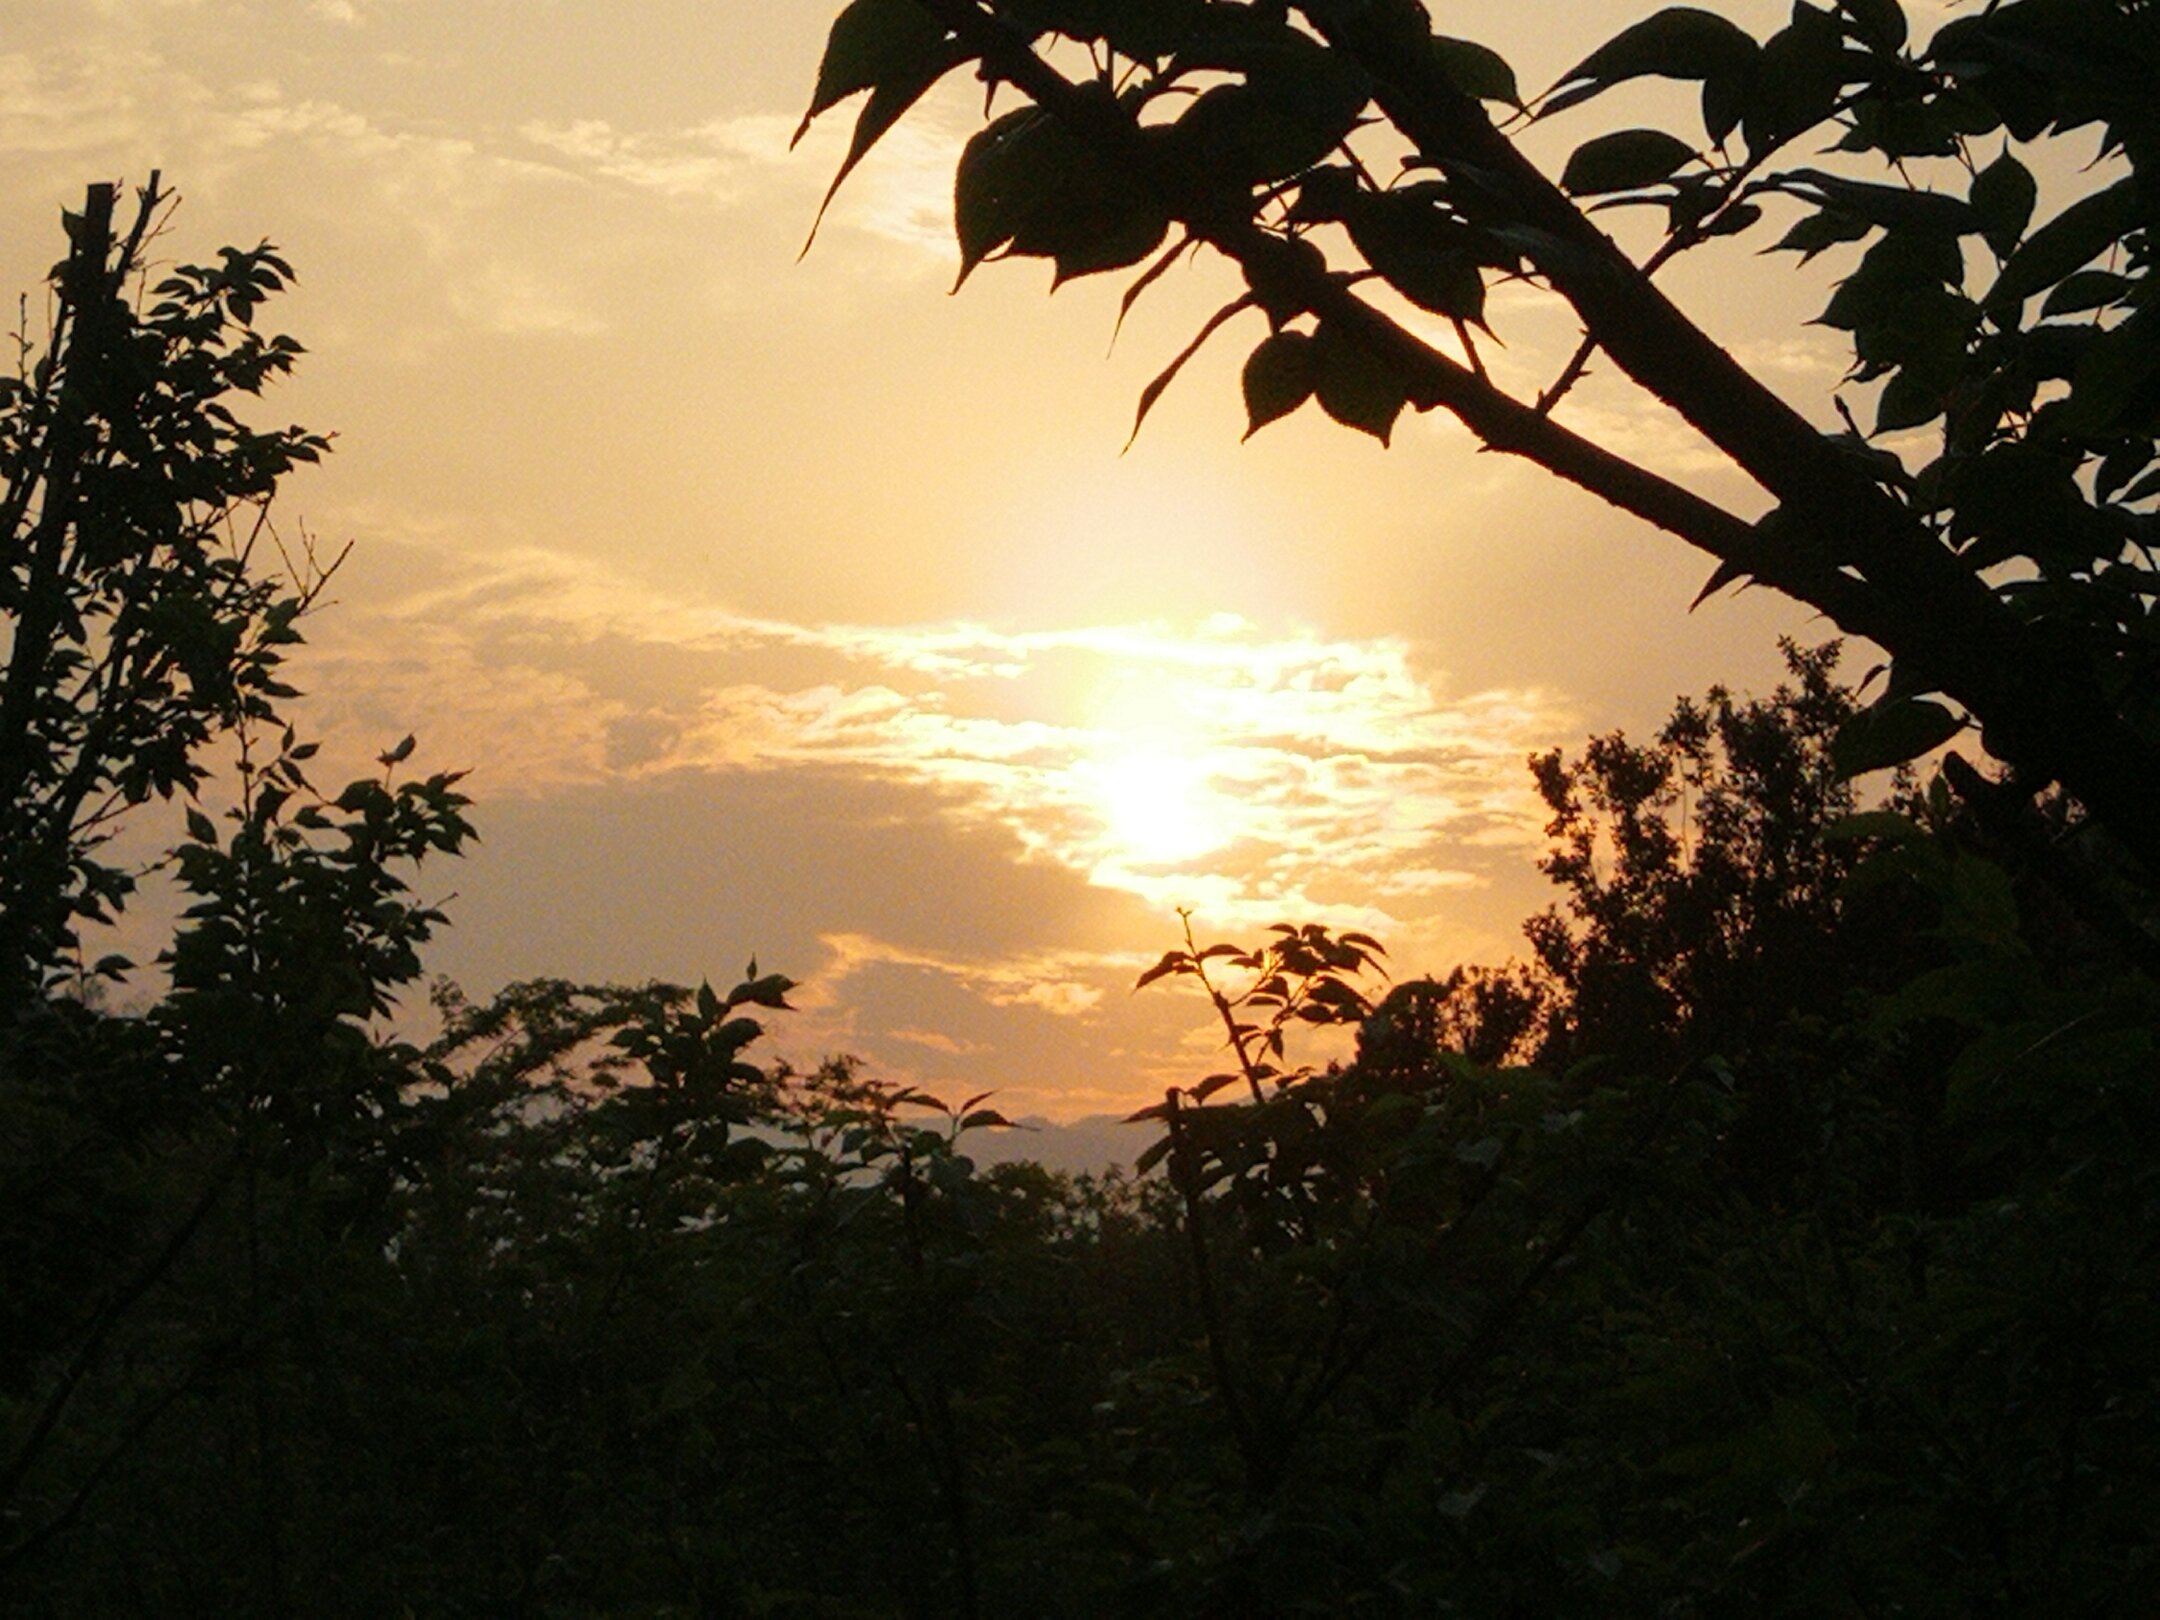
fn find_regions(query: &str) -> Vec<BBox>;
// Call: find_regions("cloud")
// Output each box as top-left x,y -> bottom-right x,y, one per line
518,114 -> 794,204
310,539 -> 1561,846
292,532 -> 1575,1015
518,104 -> 966,255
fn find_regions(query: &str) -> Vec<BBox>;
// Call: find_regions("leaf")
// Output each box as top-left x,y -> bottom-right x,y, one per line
1547,7 -> 1759,105
1689,556 -> 1750,610
1242,329 -> 1315,438
1833,0 -> 1907,54
1134,949 -> 1193,991
1701,68 -> 1748,145
1311,323 -> 1408,445
1128,295 -> 1253,448
1968,148 -> 2035,259
796,0 -> 949,144
1343,191 -> 1488,323
1133,1135 -> 1174,1173
1873,368 -> 1942,434
185,806 -> 218,844
1166,33 -> 1371,187
953,103 -> 1167,288
1776,169 -> 1980,236
1113,232 -> 1190,346
1831,694 -> 1965,777
1189,1073 -> 1244,1103
1768,209 -> 1872,263
1984,176 -> 2140,313
1455,1134 -> 1502,1168
2062,306 -> 2160,436
1561,128 -> 1698,196
1430,34 -> 1522,109
803,49 -> 963,253
379,733 -> 417,766
2039,268 -> 2130,319
1741,9 -> 1850,154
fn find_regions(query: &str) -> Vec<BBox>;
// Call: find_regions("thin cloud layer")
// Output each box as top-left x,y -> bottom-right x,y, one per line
300,536 -> 1569,930
284,531 -> 1575,1114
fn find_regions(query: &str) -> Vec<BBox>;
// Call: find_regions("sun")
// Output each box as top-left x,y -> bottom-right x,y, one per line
1077,662 -> 1244,870
1083,743 -> 1225,868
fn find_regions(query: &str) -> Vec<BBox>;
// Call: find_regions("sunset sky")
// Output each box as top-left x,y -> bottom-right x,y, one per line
2,0 -> 1880,1118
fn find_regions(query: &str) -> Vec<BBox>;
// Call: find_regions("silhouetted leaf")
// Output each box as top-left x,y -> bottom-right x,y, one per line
1562,128 -> 1698,196
1832,694 -> 1964,777
1969,148 -> 2035,259
1742,9 -> 1849,153
1985,177 -> 2139,312
1430,34 -> 1522,109
796,0 -> 949,143
1128,295 -> 1253,447
1769,208 -> 1872,263
1311,323 -> 1408,445
1546,6 -> 1759,111
804,48 -> 964,252
1777,169 -> 1980,236
1833,0 -> 1907,54
2040,268 -> 2130,319
1135,949 -> 1193,990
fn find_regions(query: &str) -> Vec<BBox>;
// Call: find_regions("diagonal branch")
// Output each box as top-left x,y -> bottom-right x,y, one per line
909,0 -> 1879,635
897,0 -> 2160,875
1291,0 -> 2160,869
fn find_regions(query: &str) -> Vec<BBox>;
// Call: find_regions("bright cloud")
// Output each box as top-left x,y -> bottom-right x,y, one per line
296,536 -> 1572,970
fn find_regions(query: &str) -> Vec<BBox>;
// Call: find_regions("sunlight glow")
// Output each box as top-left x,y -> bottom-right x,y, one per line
1083,743 -> 1224,869
1075,660 -> 1252,872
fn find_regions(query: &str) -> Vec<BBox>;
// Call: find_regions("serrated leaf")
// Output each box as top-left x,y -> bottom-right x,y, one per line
1128,294 -> 1253,448
796,0 -> 949,144
1561,128 -> 1698,196
1242,329 -> 1315,438
1311,323 -> 1408,444
803,49 -> 962,253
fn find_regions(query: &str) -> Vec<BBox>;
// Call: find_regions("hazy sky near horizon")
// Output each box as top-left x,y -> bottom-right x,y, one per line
2,0 -> 1878,1116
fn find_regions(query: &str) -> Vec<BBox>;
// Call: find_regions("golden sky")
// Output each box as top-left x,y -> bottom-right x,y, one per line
2,0 -> 1882,1117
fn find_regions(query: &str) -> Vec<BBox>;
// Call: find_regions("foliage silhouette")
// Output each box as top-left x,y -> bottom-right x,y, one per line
798,0 -> 2160,882
6,41 -> 2160,1600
